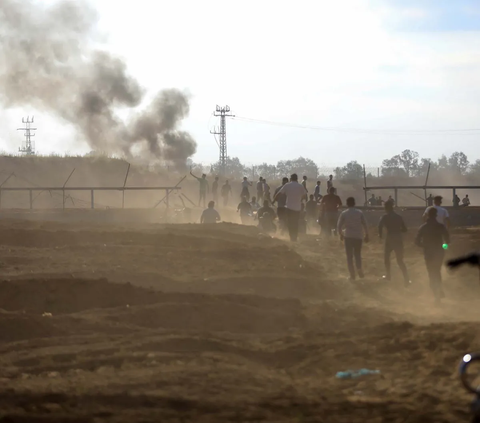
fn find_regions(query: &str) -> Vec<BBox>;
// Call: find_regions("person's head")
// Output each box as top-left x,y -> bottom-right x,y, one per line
388,196 -> 392,199
309,194 -> 314,200
263,199 -> 269,207
434,196 -> 442,206
225,179 -> 229,185
467,195 -> 469,198
263,179 -> 267,183
371,194 -> 375,198
379,196 -> 382,199
429,194 -> 433,198
329,175 -> 333,180
243,177 -> 247,181
329,187 -> 335,195
259,176 -> 263,181
282,177 -> 288,185
384,200 -> 394,213
208,201 -> 215,209
252,196 -> 256,203
346,197 -> 355,207
290,173 -> 298,182
303,176 -> 307,181
316,181 -> 320,186
202,174 -> 206,179
427,206 -> 438,220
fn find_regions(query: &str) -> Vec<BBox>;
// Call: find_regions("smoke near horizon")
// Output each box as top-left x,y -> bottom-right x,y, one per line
0,0 -> 196,168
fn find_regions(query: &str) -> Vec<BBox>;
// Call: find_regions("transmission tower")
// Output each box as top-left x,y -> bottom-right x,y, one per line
210,105 -> 233,175
17,116 -> 37,155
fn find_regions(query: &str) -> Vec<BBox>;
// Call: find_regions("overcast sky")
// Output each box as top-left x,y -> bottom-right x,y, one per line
2,0 -> 480,166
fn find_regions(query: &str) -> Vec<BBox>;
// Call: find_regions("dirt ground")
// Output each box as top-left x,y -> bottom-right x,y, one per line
1,217 -> 480,422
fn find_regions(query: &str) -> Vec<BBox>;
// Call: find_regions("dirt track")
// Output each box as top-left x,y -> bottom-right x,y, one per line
1,219 -> 480,422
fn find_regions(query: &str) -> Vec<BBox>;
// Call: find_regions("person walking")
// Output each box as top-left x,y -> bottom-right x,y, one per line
237,196 -> 253,224
200,201 -> 221,224
263,179 -> 271,202
305,194 -> 318,232
190,171 -> 209,208
240,177 -> 252,201
220,180 -> 232,207
212,176 -> 219,203
273,177 -> 289,233
423,196 -> 450,228
327,175 -> 335,194
427,194 -> 434,207
378,200 -> 410,286
415,207 -> 450,304
302,176 -> 308,194
337,197 -> 369,281
462,195 -> 471,207
314,181 -> 321,202
256,177 -> 264,203
320,187 -> 342,236
273,174 -> 307,242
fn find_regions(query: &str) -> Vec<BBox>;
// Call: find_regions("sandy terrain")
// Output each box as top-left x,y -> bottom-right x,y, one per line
0,218 -> 480,422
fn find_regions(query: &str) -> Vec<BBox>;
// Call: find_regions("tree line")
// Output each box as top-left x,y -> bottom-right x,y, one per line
189,150 -> 479,182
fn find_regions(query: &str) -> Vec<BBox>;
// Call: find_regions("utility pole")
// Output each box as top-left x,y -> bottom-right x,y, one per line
17,116 -> 36,155
210,105 -> 233,175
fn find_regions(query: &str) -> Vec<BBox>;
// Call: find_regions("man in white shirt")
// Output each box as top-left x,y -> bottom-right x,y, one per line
273,174 -> 307,242
423,196 -> 450,228
462,195 -> 471,207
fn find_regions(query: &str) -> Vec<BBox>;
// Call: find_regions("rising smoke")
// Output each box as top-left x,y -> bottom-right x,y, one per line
0,0 -> 196,167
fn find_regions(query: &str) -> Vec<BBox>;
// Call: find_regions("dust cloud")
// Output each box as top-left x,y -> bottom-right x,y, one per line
0,0 -> 196,168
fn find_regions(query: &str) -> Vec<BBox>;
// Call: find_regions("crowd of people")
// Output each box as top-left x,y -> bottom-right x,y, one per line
194,172 -> 461,305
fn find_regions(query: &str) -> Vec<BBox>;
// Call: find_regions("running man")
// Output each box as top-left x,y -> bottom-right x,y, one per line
190,171 -> 209,208
241,177 -> 252,201
337,197 -> 369,281
415,207 -> 450,303
320,187 -> 342,236
423,195 -> 450,228
221,180 -> 232,207
212,176 -> 219,203
378,200 -> 410,286
273,174 -> 307,242
200,201 -> 221,224
302,176 -> 308,194
237,196 -> 253,224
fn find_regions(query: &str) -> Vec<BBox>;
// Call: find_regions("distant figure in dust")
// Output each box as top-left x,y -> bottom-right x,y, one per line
257,199 -> 277,234
273,177 -> 289,233
388,195 -> 395,206
263,178 -> 271,202
272,173 -> 307,242
378,200 -> 410,286
427,194 -> 434,207
240,177 -> 252,201
462,195 -> 471,207
237,196 -> 253,224
305,194 -> 318,231
415,207 -> 450,304
256,177 -> 264,203
200,201 -> 221,224
250,196 -> 260,212
221,180 -> 232,207
327,175 -> 336,195
320,187 -> 342,237
337,197 -> 369,281
190,171 -> 209,208
212,176 -> 219,203
368,194 -> 376,207
302,176 -> 308,194
453,194 -> 461,208
314,181 -> 321,202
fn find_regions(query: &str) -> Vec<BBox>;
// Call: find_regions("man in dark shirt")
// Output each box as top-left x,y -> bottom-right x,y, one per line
237,197 -> 253,224
378,200 -> 410,286
257,200 -> 277,233
415,207 -> 450,303
273,177 -> 289,232
320,187 -> 342,236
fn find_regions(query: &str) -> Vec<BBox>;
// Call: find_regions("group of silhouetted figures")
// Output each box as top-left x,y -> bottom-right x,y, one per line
194,172 -> 461,305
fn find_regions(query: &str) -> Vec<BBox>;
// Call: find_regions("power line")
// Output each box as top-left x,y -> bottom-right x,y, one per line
230,115 -> 480,135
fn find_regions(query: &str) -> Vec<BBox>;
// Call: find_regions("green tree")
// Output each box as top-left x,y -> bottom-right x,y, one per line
334,161 -> 364,180
276,157 -> 318,179
448,151 -> 469,175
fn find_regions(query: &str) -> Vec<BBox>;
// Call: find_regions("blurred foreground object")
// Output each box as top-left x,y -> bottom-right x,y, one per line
459,353 -> 480,423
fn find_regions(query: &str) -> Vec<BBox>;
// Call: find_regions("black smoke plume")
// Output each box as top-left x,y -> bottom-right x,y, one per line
0,0 -> 196,167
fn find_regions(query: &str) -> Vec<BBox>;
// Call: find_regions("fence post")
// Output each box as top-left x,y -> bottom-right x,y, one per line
91,190 -> 94,209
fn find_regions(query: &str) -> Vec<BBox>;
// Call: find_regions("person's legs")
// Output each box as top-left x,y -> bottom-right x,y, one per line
394,242 -> 410,284
384,241 -> 392,280
425,251 -> 444,300
287,209 -> 300,242
344,238 -> 355,279
353,238 -> 363,277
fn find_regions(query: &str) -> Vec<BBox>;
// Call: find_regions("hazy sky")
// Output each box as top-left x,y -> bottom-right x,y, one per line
2,0 -> 480,166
